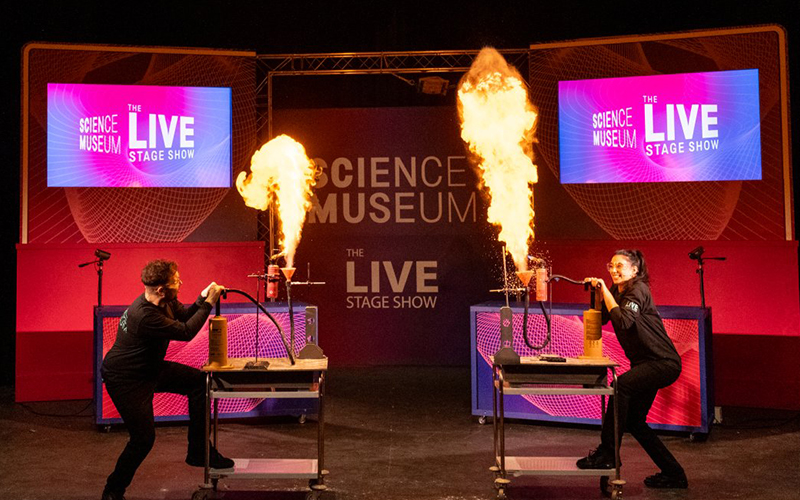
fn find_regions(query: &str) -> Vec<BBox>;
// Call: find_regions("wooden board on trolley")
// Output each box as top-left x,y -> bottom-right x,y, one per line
490,356 -> 618,367
203,357 -> 328,372
491,356 -> 618,386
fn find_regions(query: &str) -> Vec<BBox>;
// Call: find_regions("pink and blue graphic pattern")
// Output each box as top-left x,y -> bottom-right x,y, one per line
471,303 -> 711,433
96,305 -> 315,424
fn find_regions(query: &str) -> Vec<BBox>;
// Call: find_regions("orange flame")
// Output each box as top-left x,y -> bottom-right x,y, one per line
457,48 -> 538,271
236,134 -> 316,268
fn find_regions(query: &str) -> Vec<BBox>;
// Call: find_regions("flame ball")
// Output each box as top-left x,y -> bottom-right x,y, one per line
236,135 -> 316,267
458,48 -> 538,271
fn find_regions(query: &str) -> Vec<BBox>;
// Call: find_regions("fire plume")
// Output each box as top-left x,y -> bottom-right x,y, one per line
457,48 -> 538,271
236,134 -> 316,267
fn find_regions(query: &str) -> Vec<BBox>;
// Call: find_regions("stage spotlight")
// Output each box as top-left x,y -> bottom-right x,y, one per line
417,76 -> 450,95
95,249 -> 111,261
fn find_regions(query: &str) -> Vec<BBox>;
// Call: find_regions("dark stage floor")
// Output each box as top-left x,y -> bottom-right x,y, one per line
1,366 -> 798,500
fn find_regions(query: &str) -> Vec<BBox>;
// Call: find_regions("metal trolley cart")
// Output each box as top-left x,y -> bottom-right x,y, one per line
492,357 -> 625,499
194,357 -> 329,500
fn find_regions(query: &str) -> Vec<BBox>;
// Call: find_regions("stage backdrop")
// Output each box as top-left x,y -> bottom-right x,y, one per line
17,31 -> 798,408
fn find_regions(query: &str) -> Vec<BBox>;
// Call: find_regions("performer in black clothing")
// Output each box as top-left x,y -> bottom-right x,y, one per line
100,260 -> 234,500
576,249 -> 688,489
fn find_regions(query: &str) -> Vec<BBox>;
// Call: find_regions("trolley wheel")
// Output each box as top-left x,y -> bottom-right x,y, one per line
496,488 -> 507,500
298,414 -> 308,424
609,479 -> 625,500
600,476 -> 609,496
689,431 -> 708,442
101,425 -> 111,433
478,415 -> 487,425
494,477 -> 511,493
309,480 -> 328,490
191,488 -> 218,500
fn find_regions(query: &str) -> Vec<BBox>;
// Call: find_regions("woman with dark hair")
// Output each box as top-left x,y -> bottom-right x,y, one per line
576,249 -> 688,489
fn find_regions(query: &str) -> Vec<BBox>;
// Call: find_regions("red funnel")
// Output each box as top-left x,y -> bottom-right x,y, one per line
281,267 -> 296,281
516,270 -> 534,287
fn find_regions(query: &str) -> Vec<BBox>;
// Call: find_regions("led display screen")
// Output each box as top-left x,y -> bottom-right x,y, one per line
559,69 -> 761,183
47,83 -> 232,187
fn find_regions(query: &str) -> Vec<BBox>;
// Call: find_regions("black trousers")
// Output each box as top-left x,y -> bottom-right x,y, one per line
600,358 -> 684,476
103,361 -> 206,494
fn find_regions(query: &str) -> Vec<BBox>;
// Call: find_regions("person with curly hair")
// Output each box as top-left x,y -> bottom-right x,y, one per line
100,259 -> 232,500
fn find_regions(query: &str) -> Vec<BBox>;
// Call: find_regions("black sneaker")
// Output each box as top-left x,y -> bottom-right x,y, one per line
576,447 -> 616,469
186,447 -> 235,470
644,471 -> 688,489
101,489 -> 126,500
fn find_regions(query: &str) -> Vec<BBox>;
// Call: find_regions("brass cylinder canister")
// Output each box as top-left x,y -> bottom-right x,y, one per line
207,315 -> 233,369
580,308 -> 605,359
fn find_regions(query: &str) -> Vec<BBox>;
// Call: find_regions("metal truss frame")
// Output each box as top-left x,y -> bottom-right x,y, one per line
255,49 -> 529,138
252,48 -> 530,261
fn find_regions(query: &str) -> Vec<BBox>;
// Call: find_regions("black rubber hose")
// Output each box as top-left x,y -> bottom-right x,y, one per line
522,288 -> 552,351
521,273 -> 594,350
548,274 -> 585,286
221,288 -> 295,364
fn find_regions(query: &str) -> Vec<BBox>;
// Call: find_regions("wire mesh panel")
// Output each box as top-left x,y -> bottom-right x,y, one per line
472,302 -> 709,432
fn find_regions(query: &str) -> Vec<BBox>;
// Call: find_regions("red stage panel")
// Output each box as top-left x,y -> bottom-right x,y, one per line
15,330 -> 93,401
15,241 -> 265,402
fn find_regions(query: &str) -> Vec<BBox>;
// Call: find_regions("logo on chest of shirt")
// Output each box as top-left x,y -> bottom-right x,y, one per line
119,310 -> 128,332
624,301 -> 640,313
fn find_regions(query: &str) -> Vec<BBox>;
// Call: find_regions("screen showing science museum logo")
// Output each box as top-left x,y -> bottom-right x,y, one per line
47,83 -> 232,188
558,69 -> 761,183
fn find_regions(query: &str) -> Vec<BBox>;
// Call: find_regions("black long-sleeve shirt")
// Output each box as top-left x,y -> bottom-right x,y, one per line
601,280 -> 681,367
102,293 -> 212,382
